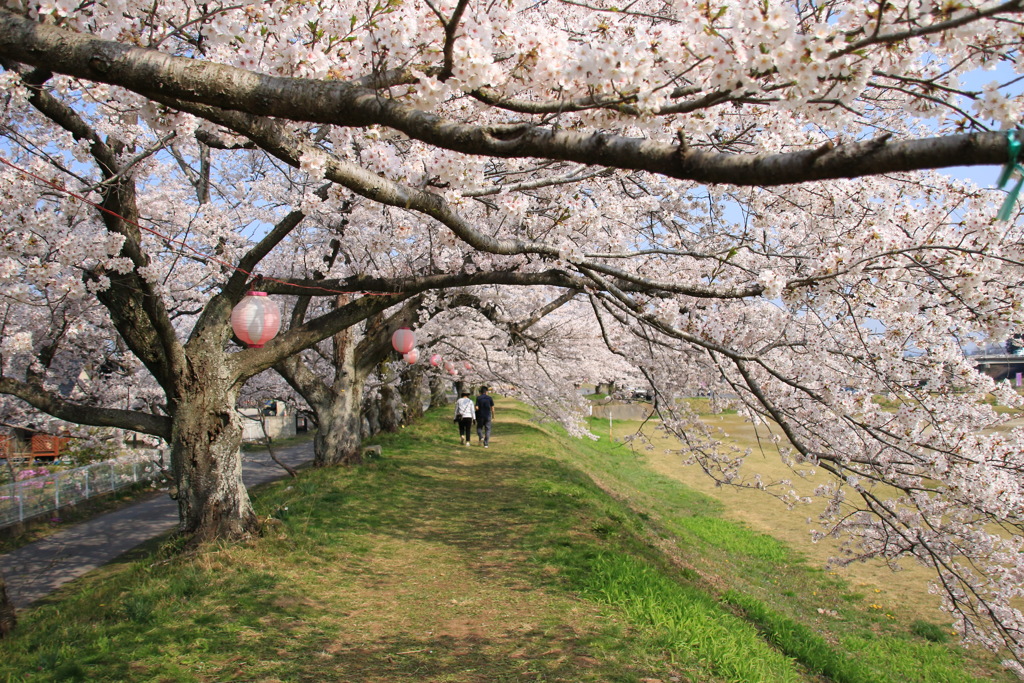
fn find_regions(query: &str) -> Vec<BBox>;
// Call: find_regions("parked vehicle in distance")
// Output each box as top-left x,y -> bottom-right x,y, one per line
612,388 -> 653,402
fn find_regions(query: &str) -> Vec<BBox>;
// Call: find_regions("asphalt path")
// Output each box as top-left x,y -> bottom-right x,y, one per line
0,441 -> 314,608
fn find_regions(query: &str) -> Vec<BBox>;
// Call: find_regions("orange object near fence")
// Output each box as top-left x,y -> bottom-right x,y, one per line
29,435 -> 67,462
0,434 -> 69,463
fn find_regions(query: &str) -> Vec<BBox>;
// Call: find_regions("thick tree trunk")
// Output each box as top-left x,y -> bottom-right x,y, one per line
362,397 -> 379,439
379,380 -> 403,433
0,574 -> 15,638
399,366 -> 427,424
429,375 -> 449,409
171,375 -> 259,544
277,318 -> 370,467
312,375 -> 366,466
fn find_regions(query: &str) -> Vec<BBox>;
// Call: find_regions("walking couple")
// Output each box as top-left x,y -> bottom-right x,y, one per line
454,386 -> 495,447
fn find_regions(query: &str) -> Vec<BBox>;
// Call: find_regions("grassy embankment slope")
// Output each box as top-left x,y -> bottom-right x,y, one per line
0,401 -> 1013,682
601,399 -> 954,624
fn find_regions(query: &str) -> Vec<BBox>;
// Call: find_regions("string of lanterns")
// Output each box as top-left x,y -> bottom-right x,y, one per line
230,300 -> 469,379
390,327 -> 465,375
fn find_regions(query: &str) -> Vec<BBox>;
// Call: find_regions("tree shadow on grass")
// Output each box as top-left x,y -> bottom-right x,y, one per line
304,627 -> 647,682
349,429 -> 588,564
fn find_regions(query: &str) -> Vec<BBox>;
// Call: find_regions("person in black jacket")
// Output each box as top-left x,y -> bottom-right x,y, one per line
474,386 -> 496,448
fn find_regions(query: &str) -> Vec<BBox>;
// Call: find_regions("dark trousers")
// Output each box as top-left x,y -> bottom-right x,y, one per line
476,419 -> 491,445
458,417 -> 473,441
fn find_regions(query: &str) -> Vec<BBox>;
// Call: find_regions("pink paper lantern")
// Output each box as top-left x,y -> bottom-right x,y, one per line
429,354 -> 441,367
464,361 -> 473,370
231,291 -> 281,348
444,361 -> 455,375
403,348 -> 419,364
391,328 -> 416,354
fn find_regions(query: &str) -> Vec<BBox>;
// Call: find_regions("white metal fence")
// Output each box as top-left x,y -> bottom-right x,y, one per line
0,450 -> 167,529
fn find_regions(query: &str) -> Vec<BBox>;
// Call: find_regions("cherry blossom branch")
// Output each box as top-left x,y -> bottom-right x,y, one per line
555,0 -> 676,24
463,166 -> 613,197
435,0 -> 470,82
274,296 -> 428,410
0,10 -> 1012,185
149,97 -> 768,299
867,78 -> 988,130
446,288 -> 581,351
273,353 -> 332,411
232,269 -> 591,383
515,288 -> 581,333
835,0 -> 1024,58
8,68 -> 185,391
0,376 -> 172,439
227,208 -> 310,295
470,85 -> 735,117
77,132 -> 179,196
579,267 -> 757,360
688,345 -> 1024,661
228,291 -> 413,382
261,269 -> 585,298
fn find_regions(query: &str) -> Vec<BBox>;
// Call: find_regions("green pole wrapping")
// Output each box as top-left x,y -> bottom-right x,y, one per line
997,130 -> 1023,222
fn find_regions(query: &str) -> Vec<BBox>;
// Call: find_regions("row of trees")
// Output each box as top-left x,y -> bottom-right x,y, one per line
2,0 -> 1024,672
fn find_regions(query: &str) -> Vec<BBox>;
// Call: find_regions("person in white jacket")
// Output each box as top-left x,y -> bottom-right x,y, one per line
454,391 -> 475,445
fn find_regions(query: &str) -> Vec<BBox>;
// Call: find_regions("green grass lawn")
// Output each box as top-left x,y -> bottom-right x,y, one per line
0,402 -> 1013,682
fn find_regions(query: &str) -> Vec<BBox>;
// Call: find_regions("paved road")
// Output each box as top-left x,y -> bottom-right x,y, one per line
0,442 -> 313,608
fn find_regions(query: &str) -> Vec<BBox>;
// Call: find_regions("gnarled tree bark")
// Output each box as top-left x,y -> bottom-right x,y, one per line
276,298 -> 424,466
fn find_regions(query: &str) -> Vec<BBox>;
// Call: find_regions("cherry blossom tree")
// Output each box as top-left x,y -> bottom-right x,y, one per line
3,0 -> 1024,668
0,69 -> 576,544
274,295 -> 425,465
414,287 -> 641,434
275,283 -> 617,463
265,202 -> 599,464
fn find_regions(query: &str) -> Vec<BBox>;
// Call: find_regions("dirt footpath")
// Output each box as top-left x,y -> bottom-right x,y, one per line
0,442 -> 313,607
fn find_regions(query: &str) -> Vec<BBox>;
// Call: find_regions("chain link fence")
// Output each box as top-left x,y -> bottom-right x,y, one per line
0,450 -> 168,529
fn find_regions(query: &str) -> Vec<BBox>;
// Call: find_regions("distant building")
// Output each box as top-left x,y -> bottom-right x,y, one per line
238,400 -> 298,442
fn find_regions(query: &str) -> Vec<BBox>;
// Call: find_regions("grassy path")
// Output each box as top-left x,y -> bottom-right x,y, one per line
0,403 -> 1013,682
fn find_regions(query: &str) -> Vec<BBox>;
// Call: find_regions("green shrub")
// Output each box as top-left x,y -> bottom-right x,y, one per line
911,619 -> 951,643
564,551 -> 803,682
723,590 -> 880,683
673,515 -> 788,562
